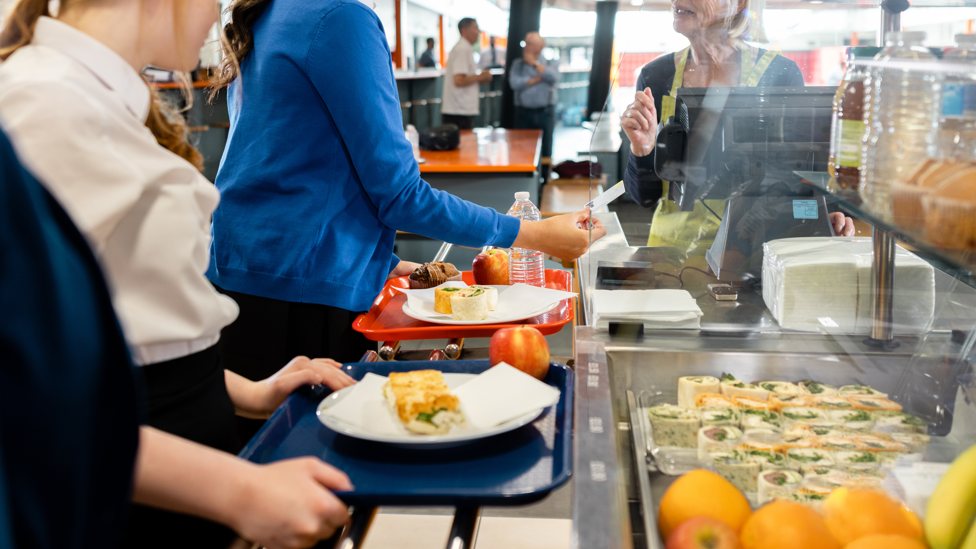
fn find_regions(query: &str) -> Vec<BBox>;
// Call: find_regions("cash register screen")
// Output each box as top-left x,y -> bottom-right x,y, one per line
730,112 -> 832,144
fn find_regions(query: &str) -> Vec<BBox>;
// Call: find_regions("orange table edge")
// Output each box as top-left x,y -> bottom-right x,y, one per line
418,129 -> 541,174
352,270 -> 574,341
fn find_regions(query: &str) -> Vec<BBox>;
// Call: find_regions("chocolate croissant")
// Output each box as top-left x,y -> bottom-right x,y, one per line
408,261 -> 462,289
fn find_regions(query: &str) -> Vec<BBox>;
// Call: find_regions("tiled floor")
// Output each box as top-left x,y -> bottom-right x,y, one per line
361,514 -> 572,549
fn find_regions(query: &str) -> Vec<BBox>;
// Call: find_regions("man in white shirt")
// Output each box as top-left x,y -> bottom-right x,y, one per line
478,36 -> 506,69
441,17 -> 492,130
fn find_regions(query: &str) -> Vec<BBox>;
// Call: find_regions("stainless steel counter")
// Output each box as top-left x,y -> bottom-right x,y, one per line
572,212 -> 976,549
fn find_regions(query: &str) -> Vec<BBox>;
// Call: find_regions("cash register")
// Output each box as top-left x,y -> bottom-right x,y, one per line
654,86 -> 838,282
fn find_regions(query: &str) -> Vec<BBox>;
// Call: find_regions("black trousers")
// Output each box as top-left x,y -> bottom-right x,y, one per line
514,105 -> 555,159
118,345 -> 240,549
441,113 -> 474,130
215,286 -> 375,439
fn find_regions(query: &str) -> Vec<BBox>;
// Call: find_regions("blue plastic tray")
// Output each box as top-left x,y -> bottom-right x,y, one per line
239,360 -> 574,506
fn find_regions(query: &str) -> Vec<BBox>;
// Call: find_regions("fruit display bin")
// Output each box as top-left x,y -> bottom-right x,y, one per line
352,269 -> 574,341
238,359 -> 574,506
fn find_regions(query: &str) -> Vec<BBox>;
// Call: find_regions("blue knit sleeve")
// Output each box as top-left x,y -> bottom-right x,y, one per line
304,2 -> 520,248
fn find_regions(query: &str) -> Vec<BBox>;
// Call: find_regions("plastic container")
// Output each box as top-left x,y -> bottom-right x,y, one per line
829,47 -> 881,191
405,124 -> 420,161
506,192 -> 546,287
860,32 -> 942,221
936,34 -> 976,161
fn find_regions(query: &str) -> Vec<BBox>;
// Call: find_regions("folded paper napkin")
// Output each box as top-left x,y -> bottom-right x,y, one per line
395,282 -> 577,320
320,363 -> 561,437
593,289 -> 703,330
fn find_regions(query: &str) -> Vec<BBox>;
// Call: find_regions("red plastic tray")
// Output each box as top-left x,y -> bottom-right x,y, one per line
352,269 -> 575,341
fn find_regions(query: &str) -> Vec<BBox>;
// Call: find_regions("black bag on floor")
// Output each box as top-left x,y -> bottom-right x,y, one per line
419,124 -> 460,151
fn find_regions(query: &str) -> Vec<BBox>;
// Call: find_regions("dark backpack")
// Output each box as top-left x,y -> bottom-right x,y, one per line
419,124 -> 460,151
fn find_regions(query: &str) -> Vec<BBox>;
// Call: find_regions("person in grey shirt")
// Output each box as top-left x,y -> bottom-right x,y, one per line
509,31 -> 559,160
418,38 -> 437,68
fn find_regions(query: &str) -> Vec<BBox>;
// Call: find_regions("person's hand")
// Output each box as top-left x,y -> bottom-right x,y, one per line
513,208 -> 607,262
534,61 -> 546,73
479,71 -> 493,84
231,458 -> 352,549
230,356 -> 356,419
388,260 -> 420,279
620,87 -> 658,157
829,212 -> 856,236
527,76 -> 543,87
523,52 -> 537,65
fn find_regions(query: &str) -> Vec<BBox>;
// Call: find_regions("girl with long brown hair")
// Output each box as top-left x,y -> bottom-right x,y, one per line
0,0 -> 353,547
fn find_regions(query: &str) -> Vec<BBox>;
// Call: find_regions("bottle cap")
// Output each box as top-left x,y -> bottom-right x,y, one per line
887,31 -> 926,45
849,46 -> 882,59
514,192 -> 530,199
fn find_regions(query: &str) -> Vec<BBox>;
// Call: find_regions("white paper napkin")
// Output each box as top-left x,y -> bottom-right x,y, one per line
394,282 -> 576,321
593,289 -> 703,330
320,373 -> 404,435
452,363 -> 561,430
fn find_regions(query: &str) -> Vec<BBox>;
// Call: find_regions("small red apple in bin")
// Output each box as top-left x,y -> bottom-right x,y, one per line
666,517 -> 741,549
489,326 -> 550,380
472,249 -> 510,285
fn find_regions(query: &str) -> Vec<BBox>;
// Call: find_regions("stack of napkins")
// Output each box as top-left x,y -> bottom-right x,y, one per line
593,289 -> 704,330
321,363 -> 561,436
762,237 -> 935,334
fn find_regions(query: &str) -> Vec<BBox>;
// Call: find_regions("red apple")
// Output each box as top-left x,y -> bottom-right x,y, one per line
665,517 -> 741,549
489,326 -> 550,380
472,249 -> 510,285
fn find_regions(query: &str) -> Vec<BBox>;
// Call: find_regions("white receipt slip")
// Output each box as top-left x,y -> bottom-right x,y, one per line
585,181 -> 626,211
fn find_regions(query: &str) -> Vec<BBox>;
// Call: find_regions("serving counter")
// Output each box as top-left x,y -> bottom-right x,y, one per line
571,212 -> 976,549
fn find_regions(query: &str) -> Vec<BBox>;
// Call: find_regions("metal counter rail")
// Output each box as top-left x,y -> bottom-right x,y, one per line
573,339 -> 634,549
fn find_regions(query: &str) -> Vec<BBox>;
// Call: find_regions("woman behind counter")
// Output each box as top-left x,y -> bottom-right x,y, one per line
621,0 -> 854,257
208,0 -> 605,380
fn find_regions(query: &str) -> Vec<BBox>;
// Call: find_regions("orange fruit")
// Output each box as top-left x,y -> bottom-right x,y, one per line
658,469 -> 752,539
844,535 -> 928,549
822,488 -> 923,545
740,500 -> 841,549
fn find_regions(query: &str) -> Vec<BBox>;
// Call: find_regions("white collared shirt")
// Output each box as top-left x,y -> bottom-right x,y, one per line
0,17 -> 239,365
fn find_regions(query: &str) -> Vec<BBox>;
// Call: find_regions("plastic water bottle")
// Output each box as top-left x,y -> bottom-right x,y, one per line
506,192 -> 546,287
405,124 -> 420,161
861,31 -> 941,221
937,34 -> 976,161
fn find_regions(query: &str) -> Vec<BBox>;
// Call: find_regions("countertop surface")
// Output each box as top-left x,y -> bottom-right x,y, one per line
419,128 -> 541,174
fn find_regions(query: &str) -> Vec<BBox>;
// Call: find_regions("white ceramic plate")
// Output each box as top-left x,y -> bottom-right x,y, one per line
316,373 -> 545,448
400,286 -> 560,326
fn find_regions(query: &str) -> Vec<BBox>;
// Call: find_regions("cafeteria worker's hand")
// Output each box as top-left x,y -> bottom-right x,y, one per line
513,208 -> 606,262
388,260 -> 421,279
830,212 -> 856,237
226,356 -> 356,419
621,87 -> 658,158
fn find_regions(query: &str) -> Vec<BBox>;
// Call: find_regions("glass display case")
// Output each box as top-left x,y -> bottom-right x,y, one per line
572,1 -> 976,547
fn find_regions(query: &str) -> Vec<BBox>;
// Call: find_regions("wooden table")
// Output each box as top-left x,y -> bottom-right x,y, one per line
418,128 -> 541,174
397,129 -> 542,267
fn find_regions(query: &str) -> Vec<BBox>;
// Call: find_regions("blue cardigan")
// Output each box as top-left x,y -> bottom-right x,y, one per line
208,0 -> 521,312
